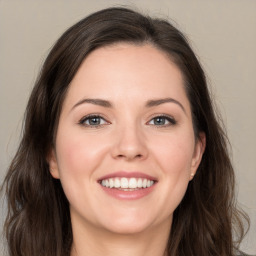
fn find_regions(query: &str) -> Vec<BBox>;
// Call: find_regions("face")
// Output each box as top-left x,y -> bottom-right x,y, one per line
49,43 -> 205,236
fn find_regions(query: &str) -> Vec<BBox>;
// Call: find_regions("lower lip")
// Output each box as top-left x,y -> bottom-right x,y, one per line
100,184 -> 156,200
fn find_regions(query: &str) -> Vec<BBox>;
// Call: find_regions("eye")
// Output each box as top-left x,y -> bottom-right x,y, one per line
79,115 -> 109,127
148,115 -> 176,126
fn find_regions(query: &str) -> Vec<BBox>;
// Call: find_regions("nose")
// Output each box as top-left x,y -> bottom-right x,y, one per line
111,124 -> 148,161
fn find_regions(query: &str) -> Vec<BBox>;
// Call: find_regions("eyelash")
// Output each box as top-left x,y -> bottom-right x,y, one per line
78,114 -> 110,128
147,114 -> 177,127
78,114 -> 177,128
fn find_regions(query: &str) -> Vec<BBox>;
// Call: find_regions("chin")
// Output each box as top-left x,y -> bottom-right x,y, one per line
96,212 -> 161,235
103,221 -> 152,235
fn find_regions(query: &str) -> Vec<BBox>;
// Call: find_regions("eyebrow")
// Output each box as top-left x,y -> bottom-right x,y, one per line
71,97 -> 186,114
146,98 -> 186,114
71,98 -> 113,111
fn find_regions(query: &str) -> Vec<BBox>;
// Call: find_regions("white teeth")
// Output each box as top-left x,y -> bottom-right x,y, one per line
100,177 -> 155,189
137,178 -> 143,188
120,177 -> 129,188
142,179 -> 147,188
114,178 -> 120,188
129,178 -> 137,188
109,178 -> 114,188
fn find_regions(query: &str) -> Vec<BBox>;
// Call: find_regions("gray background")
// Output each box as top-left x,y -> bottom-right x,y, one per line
0,0 -> 255,254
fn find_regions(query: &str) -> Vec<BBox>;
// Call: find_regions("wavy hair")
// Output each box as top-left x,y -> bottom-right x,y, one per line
1,7 -> 249,256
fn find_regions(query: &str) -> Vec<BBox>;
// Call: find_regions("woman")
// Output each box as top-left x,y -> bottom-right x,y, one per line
2,7 -> 249,256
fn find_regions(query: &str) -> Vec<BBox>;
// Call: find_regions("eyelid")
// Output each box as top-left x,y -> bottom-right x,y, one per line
147,114 -> 177,126
78,114 -> 110,127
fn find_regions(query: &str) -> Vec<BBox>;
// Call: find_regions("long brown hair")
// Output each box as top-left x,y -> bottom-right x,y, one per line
1,7 -> 249,256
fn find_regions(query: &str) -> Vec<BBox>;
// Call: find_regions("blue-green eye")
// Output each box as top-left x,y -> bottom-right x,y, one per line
79,115 -> 109,127
148,115 -> 176,126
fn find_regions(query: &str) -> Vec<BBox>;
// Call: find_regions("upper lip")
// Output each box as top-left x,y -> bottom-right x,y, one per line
98,171 -> 157,181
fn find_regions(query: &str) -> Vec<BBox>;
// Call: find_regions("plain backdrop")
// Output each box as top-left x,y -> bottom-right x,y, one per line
0,0 -> 255,254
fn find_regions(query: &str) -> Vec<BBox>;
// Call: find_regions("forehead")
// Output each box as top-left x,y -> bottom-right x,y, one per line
80,43 -> 181,81
63,43 -> 190,110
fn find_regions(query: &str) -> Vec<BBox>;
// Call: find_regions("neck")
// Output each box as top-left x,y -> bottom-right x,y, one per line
70,216 -> 171,256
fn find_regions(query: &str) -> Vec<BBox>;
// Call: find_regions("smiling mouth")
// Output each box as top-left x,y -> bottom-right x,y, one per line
100,177 -> 156,190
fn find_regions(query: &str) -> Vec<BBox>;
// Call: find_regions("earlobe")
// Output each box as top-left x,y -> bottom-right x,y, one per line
190,132 -> 206,180
47,149 -> 60,179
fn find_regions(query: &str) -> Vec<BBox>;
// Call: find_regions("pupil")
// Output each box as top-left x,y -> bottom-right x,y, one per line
89,117 -> 100,125
155,117 -> 165,125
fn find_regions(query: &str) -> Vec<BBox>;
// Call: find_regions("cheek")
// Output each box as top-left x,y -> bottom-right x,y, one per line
151,131 -> 195,176
55,136 -> 90,200
54,131 -> 110,208
56,130 -> 106,173
57,138 -> 88,176
152,133 -> 195,212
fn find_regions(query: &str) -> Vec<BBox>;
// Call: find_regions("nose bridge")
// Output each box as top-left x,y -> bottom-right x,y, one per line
112,118 -> 148,160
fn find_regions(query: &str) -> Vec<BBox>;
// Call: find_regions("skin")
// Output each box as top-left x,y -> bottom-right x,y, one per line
49,43 -> 205,256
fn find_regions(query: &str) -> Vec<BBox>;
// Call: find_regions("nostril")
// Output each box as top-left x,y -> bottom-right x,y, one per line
116,153 -> 143,160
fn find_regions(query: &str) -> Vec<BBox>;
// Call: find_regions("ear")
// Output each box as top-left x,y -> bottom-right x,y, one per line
47,148 -> 60,179
190,132 -> 206,180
